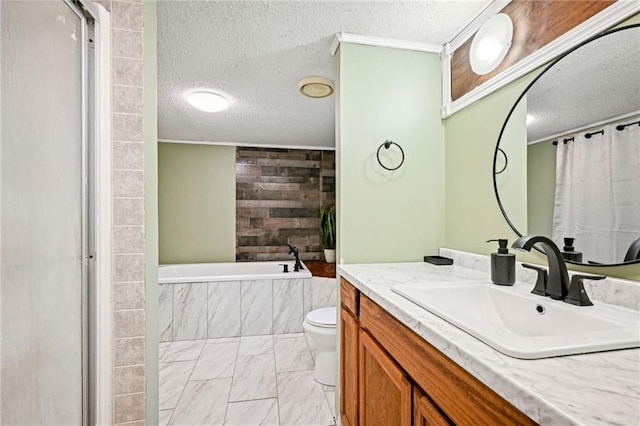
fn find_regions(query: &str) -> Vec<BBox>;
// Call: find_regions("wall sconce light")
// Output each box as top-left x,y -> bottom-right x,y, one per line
469,13 -> 514,75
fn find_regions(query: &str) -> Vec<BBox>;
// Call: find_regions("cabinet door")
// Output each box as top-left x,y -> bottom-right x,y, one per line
341,306 -> 359,426
414,387 -> 454,426
359,330 -> 412,426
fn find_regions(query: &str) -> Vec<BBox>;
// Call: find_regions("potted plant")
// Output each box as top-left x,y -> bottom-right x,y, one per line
319,203 -> 336,263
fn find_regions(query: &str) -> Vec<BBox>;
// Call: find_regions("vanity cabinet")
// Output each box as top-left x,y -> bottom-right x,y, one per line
414,387 -> 453,426
340,305 -> 359,426
340,278 -> 360,426
359,329 -> 412,426
340,277 -> 536,426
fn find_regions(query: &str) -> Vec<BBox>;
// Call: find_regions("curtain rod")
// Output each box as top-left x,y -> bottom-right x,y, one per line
529,110 -> 640,145
552,118 -> 639,145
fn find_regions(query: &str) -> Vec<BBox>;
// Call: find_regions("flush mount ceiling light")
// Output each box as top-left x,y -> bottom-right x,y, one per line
469,13 -> 513,75
186,91 -> 230,112
298,76 -> 334,98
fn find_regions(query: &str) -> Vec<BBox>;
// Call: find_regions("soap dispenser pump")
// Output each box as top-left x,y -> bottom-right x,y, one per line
561,237 -> 583,262
486,239 -> 515,286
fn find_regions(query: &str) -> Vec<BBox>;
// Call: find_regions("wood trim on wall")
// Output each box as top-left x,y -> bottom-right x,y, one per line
235,147 -> 335,261
451,0 -> 614,102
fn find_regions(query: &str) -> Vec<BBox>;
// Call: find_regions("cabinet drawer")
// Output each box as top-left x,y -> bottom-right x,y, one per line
340,277 -> 359,316
359,295 -> 536,426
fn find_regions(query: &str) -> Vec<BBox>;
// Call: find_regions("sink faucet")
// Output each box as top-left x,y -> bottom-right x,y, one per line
512,235 -> 570,300
287,244 -> 303,272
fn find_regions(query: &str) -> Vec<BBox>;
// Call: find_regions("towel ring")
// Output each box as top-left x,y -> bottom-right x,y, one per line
495,148 -> 508,175
377,140 -> 405,171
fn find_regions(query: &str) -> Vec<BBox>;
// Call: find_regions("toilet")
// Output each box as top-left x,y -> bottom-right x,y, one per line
303,307 -> 337,386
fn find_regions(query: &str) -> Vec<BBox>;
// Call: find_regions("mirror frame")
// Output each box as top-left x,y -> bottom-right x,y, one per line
492,23 -> 640,268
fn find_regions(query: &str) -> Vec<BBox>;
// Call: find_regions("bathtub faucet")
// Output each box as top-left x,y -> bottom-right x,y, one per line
287,244 -> 304,272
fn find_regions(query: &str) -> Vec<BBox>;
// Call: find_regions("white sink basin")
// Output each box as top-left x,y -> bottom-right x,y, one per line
391,281 -> 640,359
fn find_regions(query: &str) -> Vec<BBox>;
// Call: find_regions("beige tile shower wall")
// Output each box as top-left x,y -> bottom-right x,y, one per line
236,148 -> 336,262
106,0 -> 147,423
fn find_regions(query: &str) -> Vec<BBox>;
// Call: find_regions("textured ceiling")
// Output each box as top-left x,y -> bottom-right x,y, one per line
157,0 -> 492,149
527,27 -> 640,142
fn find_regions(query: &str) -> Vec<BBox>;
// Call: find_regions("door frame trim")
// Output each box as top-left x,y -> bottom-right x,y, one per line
78,1 -> 113,424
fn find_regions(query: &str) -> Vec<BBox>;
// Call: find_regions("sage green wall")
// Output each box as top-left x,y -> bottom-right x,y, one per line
444,74 -> 533,255
143,1 -> 158,422
494,96 -> 528,233
337,44 -> 444,263
158,143 -> 236,263
527,140 -> 556,236
443,67 -> 640,280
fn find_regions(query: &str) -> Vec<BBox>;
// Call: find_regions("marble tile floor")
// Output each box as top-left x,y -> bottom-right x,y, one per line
159,332 -> 336,426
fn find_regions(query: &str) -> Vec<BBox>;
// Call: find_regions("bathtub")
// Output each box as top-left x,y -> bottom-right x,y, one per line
158,261 -> 335,342
159,261 -> 311,284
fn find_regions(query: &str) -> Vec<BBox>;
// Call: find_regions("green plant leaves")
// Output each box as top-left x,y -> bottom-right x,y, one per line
319,204 -> 336,249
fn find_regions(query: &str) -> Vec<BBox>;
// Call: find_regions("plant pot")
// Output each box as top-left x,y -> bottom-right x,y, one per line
324,248 -> 336,263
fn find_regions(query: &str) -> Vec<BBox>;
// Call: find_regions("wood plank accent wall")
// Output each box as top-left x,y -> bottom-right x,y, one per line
236,147 -> 335,261
451,0 -> 614,101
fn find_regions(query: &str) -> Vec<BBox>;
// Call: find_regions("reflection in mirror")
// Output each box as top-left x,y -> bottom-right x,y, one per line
494,24 -> 640,266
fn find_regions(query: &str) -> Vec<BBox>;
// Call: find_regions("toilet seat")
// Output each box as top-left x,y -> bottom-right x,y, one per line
305,307 -> 336,328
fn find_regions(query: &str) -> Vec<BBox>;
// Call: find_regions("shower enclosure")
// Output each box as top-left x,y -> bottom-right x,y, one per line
1,1 -> 111,423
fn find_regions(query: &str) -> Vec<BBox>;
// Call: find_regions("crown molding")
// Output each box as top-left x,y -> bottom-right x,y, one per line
442,1 -> 640,118
158,138 -> 336,151
330,32 -> 442,56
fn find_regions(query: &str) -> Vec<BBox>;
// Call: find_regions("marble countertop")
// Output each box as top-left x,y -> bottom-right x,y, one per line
338,260 -> 640,426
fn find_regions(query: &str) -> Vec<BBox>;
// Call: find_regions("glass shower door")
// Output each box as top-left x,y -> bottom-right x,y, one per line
1,1 -> 90,423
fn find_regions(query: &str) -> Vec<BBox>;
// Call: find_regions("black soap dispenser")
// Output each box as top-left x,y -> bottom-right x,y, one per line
486,239 -> 515,286
561,237 -> 583,262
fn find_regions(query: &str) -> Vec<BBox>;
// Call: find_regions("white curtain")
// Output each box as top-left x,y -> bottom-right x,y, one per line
552,120 -> 640,264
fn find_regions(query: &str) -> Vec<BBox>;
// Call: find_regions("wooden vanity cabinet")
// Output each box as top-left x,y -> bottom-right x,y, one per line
414,387 -> 454,426
339,277 -> 537,426
341,306 -> 359,426
359,329 -> 412,426
340,279 -> 360,426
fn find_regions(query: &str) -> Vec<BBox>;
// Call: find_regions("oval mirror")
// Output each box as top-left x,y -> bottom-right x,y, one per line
494,24 -> 640,267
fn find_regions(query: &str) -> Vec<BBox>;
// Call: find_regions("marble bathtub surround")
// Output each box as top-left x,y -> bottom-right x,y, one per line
172,283 -> 207,340
158,333 -> 335,425
241,279 -> 274,335
208,280 -> 241,338
273,278 -> 304,334
160,276 -> 337,342
338,260 -> 640,425
439,248 -> 640,311
159,284 -> 173,341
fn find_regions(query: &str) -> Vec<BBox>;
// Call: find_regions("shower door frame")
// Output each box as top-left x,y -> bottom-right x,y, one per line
68,1 -> 114,424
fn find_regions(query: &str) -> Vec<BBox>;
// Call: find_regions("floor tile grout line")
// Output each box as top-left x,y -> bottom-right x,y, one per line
222,337 -> 242,424
160,332 -> 323,425
322,388 -> 337,425
165,341 -> 207,424
159,339 -> 207,363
